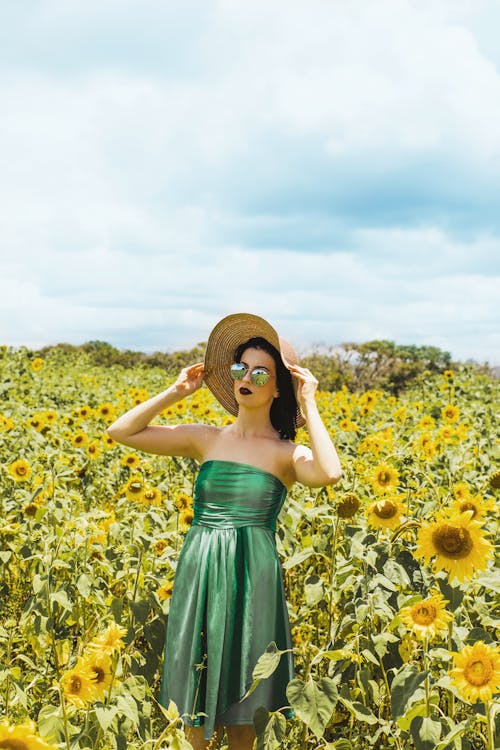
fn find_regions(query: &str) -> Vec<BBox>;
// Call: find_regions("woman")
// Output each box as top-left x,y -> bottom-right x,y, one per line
107,313 -> 342,750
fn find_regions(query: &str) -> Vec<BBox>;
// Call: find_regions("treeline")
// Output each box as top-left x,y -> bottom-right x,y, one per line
32,339 -> 496,395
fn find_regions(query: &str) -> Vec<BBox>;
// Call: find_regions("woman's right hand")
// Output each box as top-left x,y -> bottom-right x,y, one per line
172,362 -> 205,396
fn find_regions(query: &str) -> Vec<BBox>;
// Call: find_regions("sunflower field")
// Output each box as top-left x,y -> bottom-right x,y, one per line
0,344 -> 499,750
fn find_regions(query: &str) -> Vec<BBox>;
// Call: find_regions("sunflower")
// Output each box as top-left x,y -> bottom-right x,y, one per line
7,458 -> 32,482
489,470 -> 500,490
76,405 -> 92,418
26,414 -> 47,432
415,511 -> 494,582
31,357 -> 44,371
81,651 -> 113,701
120,453 -> 141,469
142,485 -> 162,506
179,508 -> 194,530
453,482 -> 472,501
88,623 -> 127,655
415,432 -> 438,460
102,434 -> 116,449
71,431 -> 88,448
174,492 -> 193,511
123,477 -> 145,502
399,591 -> 453,640
96,403 -> 117,424
0,719 -> 57,749
450,640 -> 500,704
87,441 -> 101,460
154,538 -> 168,555
157,580 -> 174,601
450,495 -> 496,522
60,658 -> 98,708
367,495 -> 405,530
97,514 -> 115,533
369,463 -> 399,494
336,493 -> 360,519
0,415 -> 14,431
438,426 -> 458,444
417,415 -> 435,431
441,404 -> 460,423
443,370 -> 454,380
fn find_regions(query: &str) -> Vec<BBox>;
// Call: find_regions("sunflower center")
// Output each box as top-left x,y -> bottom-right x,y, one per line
459,502 -> 477,518
129,482 -> 142,494
69,675 -> 82,693
337,494 -> 360,519
16,466 -> 27,476
378,471 -> 392,485
412,603 -> 437,626
0,740 -> 31,750
374,500 -> 397,519
432,524 -> 473,558
464,657 -> 493,686
92,666 -> 106,683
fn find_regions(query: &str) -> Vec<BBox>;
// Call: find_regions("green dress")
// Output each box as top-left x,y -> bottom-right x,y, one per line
159,459 -> 295,741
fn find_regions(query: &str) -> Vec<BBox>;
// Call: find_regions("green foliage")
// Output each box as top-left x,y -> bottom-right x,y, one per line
0,346 -> 498,749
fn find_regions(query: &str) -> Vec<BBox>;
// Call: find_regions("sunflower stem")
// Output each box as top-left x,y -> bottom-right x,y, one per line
486,700 -> 494,750
327,515 -> 340,641
447,620 -> 455,720
423,636 -> 430,717
58,685 -> 72,750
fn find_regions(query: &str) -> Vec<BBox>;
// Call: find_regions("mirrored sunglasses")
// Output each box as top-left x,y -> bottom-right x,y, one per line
229,362 -> 274,387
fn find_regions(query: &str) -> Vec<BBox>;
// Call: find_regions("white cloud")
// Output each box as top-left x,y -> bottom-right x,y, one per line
1,0 -> 499,364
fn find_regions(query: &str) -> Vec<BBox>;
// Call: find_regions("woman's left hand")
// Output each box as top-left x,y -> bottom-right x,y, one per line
288,364 -> 318,409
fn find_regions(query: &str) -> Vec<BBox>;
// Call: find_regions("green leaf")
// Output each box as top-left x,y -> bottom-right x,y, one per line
371,632 -> 399,659
391,666 -> 428,719
241,642 -> 289,700
337,696 -> 378,725
396,701 -> 428,732
282,548 -> 314,570
437,578 -> 465,609
94,704 -> 119,732
361,648 -> 379,666
50,589 -> 73,612
287,676 -> 338,737
129,599 -> 149,624
435,720 -> 469,750
410,716 -> 441,750
254,707 -> 287,750
76,573 -> 92,599
38,704 -> 66,743
305,575 -> 324,606
116,694 -> 139,725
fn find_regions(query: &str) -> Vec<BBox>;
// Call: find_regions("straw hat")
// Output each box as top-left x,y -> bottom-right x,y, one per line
204,312 -> 306,428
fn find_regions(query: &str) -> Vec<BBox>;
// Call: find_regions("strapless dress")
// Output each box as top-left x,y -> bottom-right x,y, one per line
159,459 -> 295,741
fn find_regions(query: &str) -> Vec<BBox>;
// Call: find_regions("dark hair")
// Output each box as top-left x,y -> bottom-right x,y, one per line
233,336 -> 297,441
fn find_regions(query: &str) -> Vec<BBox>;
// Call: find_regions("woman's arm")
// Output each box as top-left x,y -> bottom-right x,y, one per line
288,364 -> 342,488
106,362 -> 210,459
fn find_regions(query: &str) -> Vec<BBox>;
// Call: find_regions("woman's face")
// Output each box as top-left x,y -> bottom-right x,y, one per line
233,346 -> 279,410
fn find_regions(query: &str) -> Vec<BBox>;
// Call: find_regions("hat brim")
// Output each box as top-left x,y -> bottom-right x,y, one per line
204,312 -> 306,429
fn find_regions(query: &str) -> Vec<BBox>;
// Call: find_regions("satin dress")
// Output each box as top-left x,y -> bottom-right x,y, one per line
159,459 -> 295,741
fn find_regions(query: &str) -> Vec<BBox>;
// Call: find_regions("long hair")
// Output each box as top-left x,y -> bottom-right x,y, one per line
233,337 -> 297,441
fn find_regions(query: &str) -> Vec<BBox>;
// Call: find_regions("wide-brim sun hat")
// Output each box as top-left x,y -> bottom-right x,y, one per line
204,312 -> 306,428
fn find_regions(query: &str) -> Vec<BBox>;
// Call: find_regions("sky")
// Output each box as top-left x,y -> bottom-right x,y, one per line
1,0 -> 499,364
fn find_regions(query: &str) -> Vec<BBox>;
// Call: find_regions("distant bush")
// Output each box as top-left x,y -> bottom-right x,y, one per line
29,338 -> 496,394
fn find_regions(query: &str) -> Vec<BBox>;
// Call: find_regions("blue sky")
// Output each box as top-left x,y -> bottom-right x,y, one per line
1,0 -> 499,364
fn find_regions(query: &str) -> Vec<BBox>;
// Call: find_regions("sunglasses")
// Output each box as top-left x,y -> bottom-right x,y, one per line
230,362 -> 275,387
